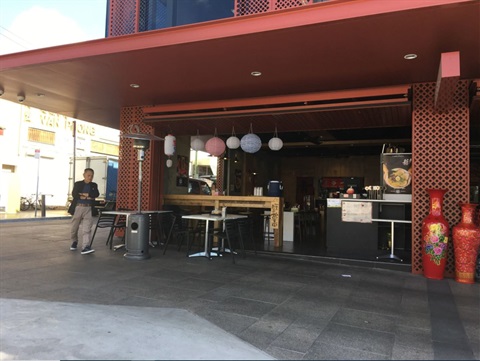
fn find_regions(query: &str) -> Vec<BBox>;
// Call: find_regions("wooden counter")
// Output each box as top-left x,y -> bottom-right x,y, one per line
162,195 -> 284,247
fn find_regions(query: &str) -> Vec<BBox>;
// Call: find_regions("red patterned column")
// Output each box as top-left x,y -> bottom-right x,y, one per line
217,157 -> 224,194
118,106 -> 159,211
411,81 -> 470,276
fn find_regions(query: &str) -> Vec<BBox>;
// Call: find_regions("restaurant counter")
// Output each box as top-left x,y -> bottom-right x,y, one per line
162,195 -> 284,247
326,198 -> 412,261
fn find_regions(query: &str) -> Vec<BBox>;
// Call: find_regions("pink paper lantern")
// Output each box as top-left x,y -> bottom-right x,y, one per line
205,136 -> 226,157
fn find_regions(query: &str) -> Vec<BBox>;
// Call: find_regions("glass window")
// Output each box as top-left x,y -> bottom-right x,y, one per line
140,0 -> 234,31
175,0 -> 234,27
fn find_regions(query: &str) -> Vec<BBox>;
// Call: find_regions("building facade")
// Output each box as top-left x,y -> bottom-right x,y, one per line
0,100 -> 119,213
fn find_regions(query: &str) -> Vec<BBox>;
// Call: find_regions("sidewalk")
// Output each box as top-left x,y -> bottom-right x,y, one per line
0,209 -> 70,222
0,218 -> 479,360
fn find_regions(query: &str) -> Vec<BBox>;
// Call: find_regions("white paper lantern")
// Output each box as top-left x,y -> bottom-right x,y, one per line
191,137 -> 204,151
166,159 -> 173,168
241,133 -> 261,153
226,126 -> 240,149
205,136 -> 226,157
164,134 -> 176,156
268,137 -> 283,151
226,136 -> 240,149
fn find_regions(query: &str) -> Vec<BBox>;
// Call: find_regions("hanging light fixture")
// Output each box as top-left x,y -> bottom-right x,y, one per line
268,126 -> 283,151
164,133 -> 176,167
240,123 -> 261,153
205,129 -> 226,157
226,126 -> 240,149
190,129 -> 205,151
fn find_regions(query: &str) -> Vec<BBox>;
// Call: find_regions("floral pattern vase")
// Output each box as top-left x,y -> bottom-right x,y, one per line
453,203 -> 480,284
422,189 -> 449,280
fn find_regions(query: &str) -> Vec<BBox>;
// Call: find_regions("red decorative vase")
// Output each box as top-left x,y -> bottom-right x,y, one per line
422,189 -> 449,280
453,203 -> 480,284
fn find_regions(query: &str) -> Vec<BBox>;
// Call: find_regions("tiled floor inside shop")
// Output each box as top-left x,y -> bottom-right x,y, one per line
0,217 -> 478,360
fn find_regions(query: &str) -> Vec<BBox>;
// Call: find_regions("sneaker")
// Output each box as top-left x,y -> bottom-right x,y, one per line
81,246 -> 95,255
70,241 -> 78,251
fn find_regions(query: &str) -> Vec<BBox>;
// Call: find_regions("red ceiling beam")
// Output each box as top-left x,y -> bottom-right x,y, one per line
143,85 -> 410,115
434,51 -> 461,111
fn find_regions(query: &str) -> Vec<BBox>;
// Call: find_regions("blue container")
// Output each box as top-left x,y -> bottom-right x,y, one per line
267,181 -> 283,197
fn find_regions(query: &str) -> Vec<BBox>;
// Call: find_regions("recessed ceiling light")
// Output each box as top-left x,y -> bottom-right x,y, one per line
130,83 -> 140,88
404,54 -> 417,60
251,71 -> 262,77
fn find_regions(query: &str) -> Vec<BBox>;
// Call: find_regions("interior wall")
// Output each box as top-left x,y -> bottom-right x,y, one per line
280,155 -> 380,207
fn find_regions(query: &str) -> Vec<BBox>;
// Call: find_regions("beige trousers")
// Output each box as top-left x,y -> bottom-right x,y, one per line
71,206 -> 94,248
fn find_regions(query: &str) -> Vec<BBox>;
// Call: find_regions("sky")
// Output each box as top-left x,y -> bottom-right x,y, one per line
0,0 -> 107,55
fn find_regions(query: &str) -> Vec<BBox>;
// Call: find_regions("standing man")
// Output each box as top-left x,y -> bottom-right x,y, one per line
68,168 -> 100,254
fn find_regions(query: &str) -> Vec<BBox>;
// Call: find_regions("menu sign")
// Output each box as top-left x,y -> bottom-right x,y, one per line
341,201 -> 372,223
381,153 -> 412,195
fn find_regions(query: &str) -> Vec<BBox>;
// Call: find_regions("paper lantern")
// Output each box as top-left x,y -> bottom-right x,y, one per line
191,130 -> 205,151
166,159 -> 173,168
268,137 -> 283,151
241,133 -> 261,153
268,127 -> 283,151
205,136 -> 226,157
191,137 -> 204,151
226,126 -> 240,149
240,124 -> 261,153
164,134 -> 176,156
226,136 -> 240,149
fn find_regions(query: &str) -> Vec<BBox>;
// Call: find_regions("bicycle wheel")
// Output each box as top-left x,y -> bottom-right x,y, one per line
30,199 -> 42,210
20,198 -> 30,211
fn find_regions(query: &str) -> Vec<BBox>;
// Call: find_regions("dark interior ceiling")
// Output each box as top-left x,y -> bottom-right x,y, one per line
0,0 -> 479,157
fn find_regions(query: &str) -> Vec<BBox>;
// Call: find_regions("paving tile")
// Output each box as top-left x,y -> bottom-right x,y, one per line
350,282 -> 403,305
208,296 -> 277,319
433,340 -> 477,360
168,277 -> 225,292
458,306 -> 480,343
295,279 -> 353,303
271,296 -> 341,321
330,307 -> 397,333
315,322 -> 394,357
195,308 -> 258,335
401,288 -> 430,313
239,317 -> 291,350
269,323 -> 323,353
304,340 -> 387,360
396,310 -> 431,330
470,341 -> 480,360
265,345 -> 305,360
346,295 -> 402,317
218,279 -> 303,304
114,295 -> 180,308
394,324 -> 433,350
392,343 -> 434,360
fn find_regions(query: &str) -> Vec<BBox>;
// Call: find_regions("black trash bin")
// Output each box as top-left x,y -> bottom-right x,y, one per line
124,213 -> 150,260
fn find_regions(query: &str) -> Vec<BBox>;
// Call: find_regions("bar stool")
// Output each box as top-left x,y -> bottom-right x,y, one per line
261,212 -> 273,245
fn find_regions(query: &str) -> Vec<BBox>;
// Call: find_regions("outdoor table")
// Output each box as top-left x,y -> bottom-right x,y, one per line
182,213 -> 247,259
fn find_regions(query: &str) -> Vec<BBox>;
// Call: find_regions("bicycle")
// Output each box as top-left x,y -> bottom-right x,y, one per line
19,195 -> 42,211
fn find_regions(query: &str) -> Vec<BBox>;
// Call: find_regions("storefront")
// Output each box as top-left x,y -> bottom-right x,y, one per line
0,0 -> 478,276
